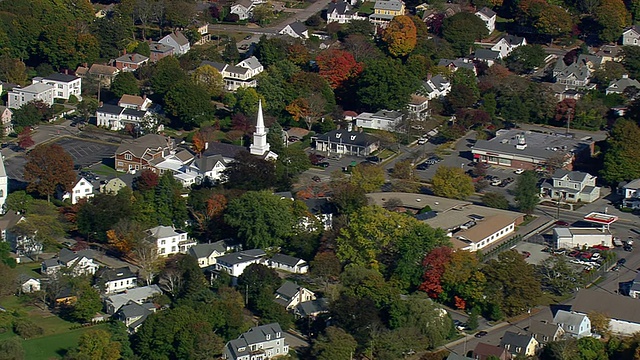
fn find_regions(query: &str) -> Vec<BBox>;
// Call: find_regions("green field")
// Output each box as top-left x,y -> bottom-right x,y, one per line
22,324 -> 108,360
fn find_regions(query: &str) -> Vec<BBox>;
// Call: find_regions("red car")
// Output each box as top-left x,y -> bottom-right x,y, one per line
591,245 -> 610,251
555,220 -> 570,226
568,250 -> 580,257
579,252 -> 592,260
522,251 -> 531,258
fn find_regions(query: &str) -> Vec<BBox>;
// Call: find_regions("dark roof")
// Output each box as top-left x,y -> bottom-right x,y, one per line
501,34 -> 526,46
304,198 -> 336,215
189,242 -> 226,258
45,73 -> 79,82
499,331 -> 533,354
415,211 -> 437,221
242,323 -> 283,345
150,42 -> 174,53
529,321 -> 562,343
328,0 -> 350,14
117,302 -> 150,319
315,129 -> 379,147
97,266 -> 136,282
115,53 -> 149,64
552,169 -> 590,182
202,142 -> 247,158
571,289 -> 640,324
288,21 -> 308,36
295,298 -> 329,317
475,49 -> 500,60
474,342 -> 511,360
122,108 -> 147,118
276,281 -> 300,299
0,210 -> 24,231
476,6 -> 496,18
270,253 -> 304,267
200,60 -> 227,73
216,249 -> 266,266
97,104 -> 124,115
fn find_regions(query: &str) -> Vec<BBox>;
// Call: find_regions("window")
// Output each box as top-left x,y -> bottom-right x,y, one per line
161,240 -> 166,245
568,325 -> 574,331
515,346 -> 522,353
124,154 -> 132,160
85,189 -> 90,193
266,334 -> 271,340
75,190 -> 80,194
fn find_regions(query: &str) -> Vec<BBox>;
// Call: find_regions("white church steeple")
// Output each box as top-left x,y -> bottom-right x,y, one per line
250,100 -> 271,156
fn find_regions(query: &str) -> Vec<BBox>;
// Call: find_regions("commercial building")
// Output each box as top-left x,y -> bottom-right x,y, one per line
553,227 -> 612,249
471,129 -> 595,170
571,289 -> 640,335
314,126 -> 380,157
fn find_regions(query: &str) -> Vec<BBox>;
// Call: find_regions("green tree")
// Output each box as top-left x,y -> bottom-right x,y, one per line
165,79 -> 214,129
153,173 -> 188,226
71,283 -> 102,323
330,181 -> 368,215
76,98 -> 99,122
602,119 -> 640,184
223,38 -> 240,64
238,263 -> 282,309
595,0 -> 630,43
232,87 -> 265,116
534,5 -> 573,40
254,36 -> 288,67
622,46 -> 640,79
110,72 -> 139,97
514,170 -> 539,214
23,143 -> 76,202
67,329 -> 121,360
350,163 -> 385,193
134,41 -> 151,57
382,15 -> 417,57
0,338 -> 24,360
356,57 -> 420,111
482,251 -> 542,316
482,192 -> 509,209
506,44 -> 546,74
225,191 -> 295,249
311,326 -> 358,360
4,191 -> 33,214
12,101 -> 52,130
76,189 -> 134,243
192,64 -> 224,98
442,12 -> 489,56
252,4 -> 275,25
151,56 -> 187,96
431,166 -> 474,200
389,293 -> 453,347
537,256 -> 582,296
592,62 -> 627,88
577,336 -> 608,360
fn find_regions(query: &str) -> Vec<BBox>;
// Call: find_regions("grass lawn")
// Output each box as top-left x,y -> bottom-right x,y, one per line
85,164 -> 121,177
22,323 -> 109,360
357,1 -> 374,15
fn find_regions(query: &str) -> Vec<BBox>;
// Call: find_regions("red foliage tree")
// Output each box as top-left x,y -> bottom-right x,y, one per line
454,295 -> 467,310
135,169 -> 159,191
555,98 -> 577,123
17,127 -> 34,150
419,246 -> 453,299
316,49 -> 363,89
231,113 -> 253,135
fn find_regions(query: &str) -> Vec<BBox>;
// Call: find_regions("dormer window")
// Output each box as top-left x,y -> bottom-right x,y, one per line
276,332 -> 281,338
336,133 -> 341,139
266,334 -> 271,340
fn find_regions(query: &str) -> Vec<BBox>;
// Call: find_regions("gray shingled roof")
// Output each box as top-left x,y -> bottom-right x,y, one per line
97,104 -> 124,115
374,0 -> 403,11
200,60 -> 227,73
287,21 -> 308,37
202,142 -> 247,158
115,53 -> 149,64
328,0 -> 350,15
529,321 -> 562,343
270,253 -> 304,267
97,266 -> 136,282
552,169 -> 590,182
475,49 -> 500,61
216,249 -> 266,266
295,298 -> 329,317
237,56 -> 262,71
607,76 -> 640,93
572,289 -> 640,324
315,129 -> 379,147
188,242 -> 226,259
242,323 -> 283,345
499,331 -> 534,354
44,73 -> 79,82
275,281 -> 300,299
476,6 -> 496,18
169,31 -> 189,46
150,42 -> 174,53
553,310 -> 588,331
146,225 -> 183,239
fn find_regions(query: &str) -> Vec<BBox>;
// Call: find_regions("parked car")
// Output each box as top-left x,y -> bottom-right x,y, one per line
624,244 -> 633,252
591,253 -> 601,261
418,137 -> 427,145
568,250 -> 580,257
416,163 -> 430,171
317,162 -> 330,168
490,178 -> 502,186
617,258 -> 627,265
522,251 -> 531,258
244,35 -> 252,40
312,176 -> 321,182
555,220 -> 570,226
479,163 -> 490,169
366,156 -> 381,163
514,168 -> 525,174
475,331 -> 488,338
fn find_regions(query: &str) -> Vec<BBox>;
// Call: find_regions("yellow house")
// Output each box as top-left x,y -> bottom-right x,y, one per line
369,0 -> 405,27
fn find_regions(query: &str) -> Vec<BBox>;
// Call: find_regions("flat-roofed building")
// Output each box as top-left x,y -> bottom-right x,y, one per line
472,129 -> 595,170
553,227 -> 612,249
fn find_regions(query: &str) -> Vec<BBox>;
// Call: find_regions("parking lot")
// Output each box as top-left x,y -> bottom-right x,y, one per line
54,138 -> 119,168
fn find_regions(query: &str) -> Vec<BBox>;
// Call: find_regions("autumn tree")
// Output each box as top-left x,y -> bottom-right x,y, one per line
191,131 -> 206,155
595,0 -> 630,43
431,166 -> 474,200
23,143 -> 76,202
316,49 -> 363,89
382,15 -> 417,57
133,169 -> 160,191
534,5 -> 573,40
588,311 -> 611,336
106,219 -> 145,258
419,246 -> 453,298
192,64 -> 224,98
17,127 -> 34,150
350,163 -> 385,193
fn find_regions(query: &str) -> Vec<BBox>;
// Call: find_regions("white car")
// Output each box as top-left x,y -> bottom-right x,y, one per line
491,178 -> 502,186
514,168 -> 524,174
591,253 -> 601,260
418,138 -> 427,145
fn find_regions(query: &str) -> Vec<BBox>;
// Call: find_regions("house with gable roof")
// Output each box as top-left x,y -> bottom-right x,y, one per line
294,298 -> 329,318
100,178 -> 127,194
159,31 -> 190,55
438,58 -> 477,75
59,176 -> 95,204
473,342 -> 512,360
572,289 -> 640,335
620,178 -> 640,209
200,56 -> 264,91
0,210 -> 41,256
188,240 -> 240,268
279,21 -> 309,39
105,284 -> 162,314
491,34 -> 527,59
86,64 -> 120,85
355,110 -> 404,131
97,94 -> 153,131
420,75 -> 451,100
327,0 -> 365,23
18,275 -> 41,293
622,25 -> 640,46
96,266 -> 138,294
145,225 -> 196,257
499,331 -> 539,357
553,310 -> 592,338
369,0 -> 405,28
552,55 -> 602,90
231,0 -> 263,20
215,249 -> 267,278
266,254 -> 309,274
274,281 -> 316,310
149,42 -> 175,63
475,7 -> 496,34
474,49 -> 501,66
606,74 -> 640,95
114,53 -> 149,72
223,323 -> 289,360
540,169 -> 601,203
0,106 -> 13,136
114,134 -> 173,173
314,127 -> 380,156
41,248 -> 100,276
528,321 -> 564,345
115,302 -> 156,333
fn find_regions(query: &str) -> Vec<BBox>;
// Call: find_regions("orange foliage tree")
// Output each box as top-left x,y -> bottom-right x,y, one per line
192,131 -> 206,155
381,15 -> 417,57
419,246 -> 453,298
316,49 -> 363,89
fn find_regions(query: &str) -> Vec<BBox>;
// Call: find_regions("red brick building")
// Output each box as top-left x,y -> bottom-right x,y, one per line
115,134 -> 174,173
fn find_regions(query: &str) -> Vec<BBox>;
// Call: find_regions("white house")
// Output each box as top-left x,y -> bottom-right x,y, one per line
279,21 -> 309,39
32,73 -> 82,101
8,83 -> 54,109
96,266 -> 138,294
274,281 -> 316,310
327,0 -> 365,23
105,284 -> 162,314
236,56 -> 264,78
61,177 -> 94,205
540,169 -> 601,203
188,240 -> 235,268
0,155 -> 6,213
230,0 -> 261,20
0,211 -> 42,257
622,25 -> 640,46
420,75 -> 451,100
223,323 -> 289,360
491,34 -> 527,59
200,57 -> 265,91
215,249 -> 266,278
621,178 -> 640,209
475,7 -> 496,34
118,94 -> 152,111
96,103 -> 151,131
355,110 -> 404,131
145,225 -> 196,257
606,74 -> 640,95
265,253 -> 309,274
158,31 -> 190,55
553,310 -> 592,338
41,248 -> 100,276
19,277 -> 41,293
0,106 -> 13,136
629,272 -> 640,299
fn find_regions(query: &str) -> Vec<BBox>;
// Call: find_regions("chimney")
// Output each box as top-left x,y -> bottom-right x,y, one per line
205,142 -> 209,150
123,49 -> 127,55
623,74 -> 629,79
347,123 -> 353,132
99,101 -> 103,107
336,124 -> 341,130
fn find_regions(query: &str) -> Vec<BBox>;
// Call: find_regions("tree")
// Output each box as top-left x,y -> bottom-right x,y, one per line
0,338 -> 24,360
311,326 -> 358,360
134,41 -> 151,57
16,127 -> 34,150
592,62 -> 627,87
440,251 -> 486,309
537,256 -> 582,296
23,143 -> 76,202
514,170 -> 539,214
482,192 -> 509,209
151,56 -> 187,96
4,191 -> 33,214
602,119 -> 640,184
222,38 -> 240,64
110,71 -> 139,98
222,151 -> 277,190
588,312 -> 611,337
164,80 -> 214,129
254,36 -> 288,67
389,293 -> 453,347
134,169 -> 160,191
442,12 -> 489,56
350,163 -> 385,193
71,283 -> 102,322
225,191 -> 295,249
133,240 -> 160,286
12,101 -> 52,130
391,159 -> 416,180
506,44 -> 546,74
577,337 -> 607,360
252,4 -> 275,25
382,15 -> 417,57
192,64 -> 224,98
622,46 -> 640,79
356,57 -> 420,111
238,263 -> 282,309
106,219 -> 145,257
482,251 -> 542,316
330,181 -> 368,215
311,251 -> 342,282
419,246 -> 453,299
76,98 -> 99,123
595,0 -> 630,43
431,166 -> 474,200
68,329 -> 121,360
316,49 -> 363,89
534,5 -> 573,40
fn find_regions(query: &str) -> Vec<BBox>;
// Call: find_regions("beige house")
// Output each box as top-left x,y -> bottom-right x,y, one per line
100,178 -> 127,194
0,106 -> 13,135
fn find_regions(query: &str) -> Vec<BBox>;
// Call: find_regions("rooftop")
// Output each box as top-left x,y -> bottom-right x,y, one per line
44,73 -> 79,82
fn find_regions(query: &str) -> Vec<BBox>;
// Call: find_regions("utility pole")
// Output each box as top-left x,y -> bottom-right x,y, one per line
566,108 -> 573,134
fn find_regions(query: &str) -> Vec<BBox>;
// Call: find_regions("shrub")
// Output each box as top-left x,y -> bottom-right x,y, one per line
13,318 -> 43,339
